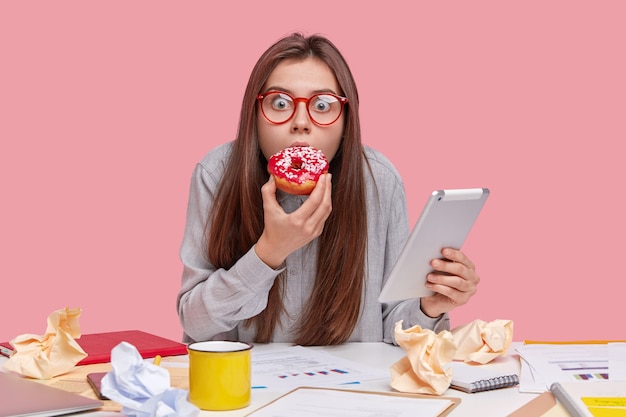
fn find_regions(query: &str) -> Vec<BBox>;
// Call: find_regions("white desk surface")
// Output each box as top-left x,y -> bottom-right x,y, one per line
0,342 -> 538,417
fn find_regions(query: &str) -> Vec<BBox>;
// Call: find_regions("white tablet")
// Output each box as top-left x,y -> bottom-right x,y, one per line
378,188 -> 490,303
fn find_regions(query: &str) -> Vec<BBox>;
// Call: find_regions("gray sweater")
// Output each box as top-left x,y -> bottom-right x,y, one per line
177,142 -> 449,344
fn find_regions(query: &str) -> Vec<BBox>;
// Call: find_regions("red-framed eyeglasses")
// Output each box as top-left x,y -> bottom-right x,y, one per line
257,91 -> 348,126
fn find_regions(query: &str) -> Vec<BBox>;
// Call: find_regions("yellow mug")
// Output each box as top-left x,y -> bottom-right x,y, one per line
187,340 -> 253,411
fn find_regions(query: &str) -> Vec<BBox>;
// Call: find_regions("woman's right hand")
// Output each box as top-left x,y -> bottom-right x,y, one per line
255,173 -> 333,269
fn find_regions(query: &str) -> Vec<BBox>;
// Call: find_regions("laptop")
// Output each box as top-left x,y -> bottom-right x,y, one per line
0,372 -> 103,417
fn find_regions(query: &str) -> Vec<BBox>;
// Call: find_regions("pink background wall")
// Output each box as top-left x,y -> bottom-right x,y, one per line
1,2 -> 624,344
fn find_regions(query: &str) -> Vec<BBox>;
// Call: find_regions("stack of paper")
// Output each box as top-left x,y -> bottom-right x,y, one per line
515,342 -> 626,393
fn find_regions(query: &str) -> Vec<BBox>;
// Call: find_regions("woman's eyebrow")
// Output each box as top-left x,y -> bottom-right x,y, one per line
263,86 -> 339,95
312,88 -> 339,95
263,85 -> 290,94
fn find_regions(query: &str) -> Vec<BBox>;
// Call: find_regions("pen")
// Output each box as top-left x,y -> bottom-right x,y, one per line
153,355 -> 162,366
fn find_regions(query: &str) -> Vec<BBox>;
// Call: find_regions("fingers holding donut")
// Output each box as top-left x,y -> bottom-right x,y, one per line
301,172 -> 332,226
257,170 -> 332,269
262,171 -> 332,236
267,146 -> 332,240
260,175 -> 280,212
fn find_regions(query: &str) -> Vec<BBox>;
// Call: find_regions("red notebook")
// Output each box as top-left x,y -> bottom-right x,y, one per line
0,330 -> 188,365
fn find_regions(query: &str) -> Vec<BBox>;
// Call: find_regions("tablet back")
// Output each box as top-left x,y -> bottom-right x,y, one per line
378,188 -> 489,303
0,372 -> 103,417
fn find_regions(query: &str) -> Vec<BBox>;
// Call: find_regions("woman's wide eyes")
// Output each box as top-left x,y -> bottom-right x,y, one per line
311,96 -> 336,112
272,96 -> 292,110
269,94 -> 334,112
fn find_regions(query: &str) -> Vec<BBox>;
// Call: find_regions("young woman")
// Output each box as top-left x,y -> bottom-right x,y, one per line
177,33 -> 480,346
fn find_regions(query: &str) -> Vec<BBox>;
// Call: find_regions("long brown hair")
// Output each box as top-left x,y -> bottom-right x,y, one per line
206,33 -> 367,345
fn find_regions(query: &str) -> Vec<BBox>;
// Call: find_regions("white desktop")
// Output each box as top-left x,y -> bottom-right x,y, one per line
0,342 -> 538,417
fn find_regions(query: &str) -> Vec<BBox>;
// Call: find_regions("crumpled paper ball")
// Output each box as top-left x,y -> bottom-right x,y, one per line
390,318 -> 515,395
2,307 -> 87,379
451,319 -> 514,364
390,321 -> 457,395
102,341 -> 199,417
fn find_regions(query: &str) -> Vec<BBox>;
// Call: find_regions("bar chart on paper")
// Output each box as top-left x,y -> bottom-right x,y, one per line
516,343 -> 626,393
574,373 -> 608,380
277,368 -> 349,379
251,346 -> 389,390
558,361 -> 609,381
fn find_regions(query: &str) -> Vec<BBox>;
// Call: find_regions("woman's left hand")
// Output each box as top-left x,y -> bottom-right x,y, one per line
419,248 -> 480,318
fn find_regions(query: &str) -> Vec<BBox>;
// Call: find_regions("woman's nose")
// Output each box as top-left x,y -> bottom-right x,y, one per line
290,102 -> 311,132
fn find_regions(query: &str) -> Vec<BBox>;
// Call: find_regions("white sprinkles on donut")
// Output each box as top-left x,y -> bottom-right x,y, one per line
269,146 -> 328,184
267,146 -> 329,195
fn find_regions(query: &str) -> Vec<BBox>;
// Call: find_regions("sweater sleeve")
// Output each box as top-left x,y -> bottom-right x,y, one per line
176,146 -> 280,343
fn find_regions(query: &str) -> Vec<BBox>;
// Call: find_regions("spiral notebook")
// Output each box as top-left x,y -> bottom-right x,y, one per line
449,357 -> 520,394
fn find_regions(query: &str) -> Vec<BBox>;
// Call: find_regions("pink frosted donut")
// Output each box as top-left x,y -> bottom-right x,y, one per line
267,146 -> 329,195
